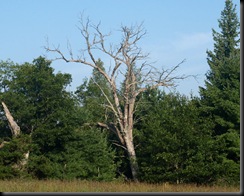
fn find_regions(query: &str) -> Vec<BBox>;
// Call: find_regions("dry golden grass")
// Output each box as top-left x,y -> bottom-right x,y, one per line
0,179 -> 240,192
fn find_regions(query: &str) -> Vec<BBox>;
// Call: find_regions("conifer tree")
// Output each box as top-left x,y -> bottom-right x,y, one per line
199,0 -> 240,185
200,0 -> 240,136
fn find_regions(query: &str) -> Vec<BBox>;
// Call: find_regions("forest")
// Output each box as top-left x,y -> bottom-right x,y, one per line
0,0 -> 240,186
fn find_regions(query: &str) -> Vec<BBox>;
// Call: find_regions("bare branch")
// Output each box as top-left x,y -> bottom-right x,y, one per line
111,141 -> 127,150
97,122 -> 125,145
91,78 -> 116,114
136,59 -> 189,95
91,77 -> 125,137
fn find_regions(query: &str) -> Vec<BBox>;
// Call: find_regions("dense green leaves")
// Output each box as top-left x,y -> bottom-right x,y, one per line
0,57 -> 74,134
0,57 -> 117,181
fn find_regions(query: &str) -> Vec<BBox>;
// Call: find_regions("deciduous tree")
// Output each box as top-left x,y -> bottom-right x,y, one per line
0,57 -> 116,180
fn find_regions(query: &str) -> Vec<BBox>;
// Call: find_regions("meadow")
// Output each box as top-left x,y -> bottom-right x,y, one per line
0,179 -> 240,192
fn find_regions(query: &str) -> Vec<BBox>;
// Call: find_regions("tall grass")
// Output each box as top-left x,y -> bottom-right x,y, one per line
0,179 -> 240,192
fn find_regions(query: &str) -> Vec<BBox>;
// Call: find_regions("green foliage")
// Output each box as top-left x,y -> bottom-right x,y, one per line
0,57 -> 75,134
135,89 -> 218,184
0,2 -> 240,184
199,0 -> 240,185
0,134 -> 31,179
200,0 -> 240,136
75,59 -> 113,124
65,128 -> 117,181
74,59 -> 122,181
0,57 -> 117,181
212,130 -> 240,185
28,127 -> 117,181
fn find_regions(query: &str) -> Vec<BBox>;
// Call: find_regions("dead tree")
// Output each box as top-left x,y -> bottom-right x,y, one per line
1,101 -> 29,169
45,17 -> 188,182
2,102 -> 21,137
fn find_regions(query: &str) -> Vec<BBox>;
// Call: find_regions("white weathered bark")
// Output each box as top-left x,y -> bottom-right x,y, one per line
124,132 -> 139,181
2,101 -> 21,137
1,101 -> 29,169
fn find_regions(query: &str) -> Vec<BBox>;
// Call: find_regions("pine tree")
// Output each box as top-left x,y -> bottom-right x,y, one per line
135,90 -> 216,184
199,0 -> 240,185
200,0 -> 240,136
75,59 -> 112,124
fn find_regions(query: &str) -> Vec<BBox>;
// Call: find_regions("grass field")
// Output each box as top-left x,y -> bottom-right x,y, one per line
0,179 -> 240,192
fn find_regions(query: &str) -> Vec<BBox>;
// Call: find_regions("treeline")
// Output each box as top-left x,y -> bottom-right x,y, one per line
0,0 -> 240,185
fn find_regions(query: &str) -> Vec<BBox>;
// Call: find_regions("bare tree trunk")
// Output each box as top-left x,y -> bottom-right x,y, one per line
1,101 -> 29,169
2,101 -> 21,137
125,134 -> 139,182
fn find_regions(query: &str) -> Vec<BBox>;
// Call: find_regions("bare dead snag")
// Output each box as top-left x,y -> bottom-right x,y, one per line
45,17 -> 190,182
1,101 -> 29,169
2,101 -> 21,137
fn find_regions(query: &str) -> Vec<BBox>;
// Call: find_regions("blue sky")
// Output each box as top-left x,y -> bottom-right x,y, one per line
0,0 -> 240,96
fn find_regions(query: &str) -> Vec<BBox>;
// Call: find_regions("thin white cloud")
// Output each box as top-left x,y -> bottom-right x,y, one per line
142,32 -> 213,96
172,32 -> 212,51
